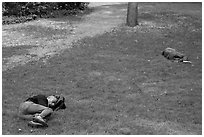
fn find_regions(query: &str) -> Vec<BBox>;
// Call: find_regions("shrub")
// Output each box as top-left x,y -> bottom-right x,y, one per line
2,2 -> 89,17
2,2 -> 89,25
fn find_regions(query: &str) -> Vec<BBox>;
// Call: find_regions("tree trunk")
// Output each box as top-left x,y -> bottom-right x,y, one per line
126,2 -> 138,27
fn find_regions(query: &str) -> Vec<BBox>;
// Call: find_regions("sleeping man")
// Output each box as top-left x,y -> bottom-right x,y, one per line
18,94 -> 66,127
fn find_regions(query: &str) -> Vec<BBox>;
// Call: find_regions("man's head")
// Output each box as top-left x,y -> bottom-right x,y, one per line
47,95 -> 58,107
47,95 -> 66,111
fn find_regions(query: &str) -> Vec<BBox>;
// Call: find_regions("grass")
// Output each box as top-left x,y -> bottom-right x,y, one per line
2,45 -> 32,58
2,3 -> 202,135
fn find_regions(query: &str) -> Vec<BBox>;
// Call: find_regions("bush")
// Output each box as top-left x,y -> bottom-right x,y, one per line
2,15 -> 37,25
3,2 -> 89,17
2,2 -> 89,25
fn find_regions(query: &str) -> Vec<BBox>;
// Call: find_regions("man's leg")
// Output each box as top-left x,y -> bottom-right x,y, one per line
27,103 -> 53,118
19,102 -> 35,120
19,101 -> 53,126
20,101 -> 53,118
27,102 -> 54,127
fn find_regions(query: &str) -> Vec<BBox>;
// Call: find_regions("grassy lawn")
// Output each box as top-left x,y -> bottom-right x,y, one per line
2,3 -> 202,135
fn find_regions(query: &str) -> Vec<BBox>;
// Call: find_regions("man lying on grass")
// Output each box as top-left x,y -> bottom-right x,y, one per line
18,94 -> 66,127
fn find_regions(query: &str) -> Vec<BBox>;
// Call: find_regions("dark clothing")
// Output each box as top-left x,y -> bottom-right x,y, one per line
51,96 -> 66,111
26,94 -> 48,107
25,94 -> 66,111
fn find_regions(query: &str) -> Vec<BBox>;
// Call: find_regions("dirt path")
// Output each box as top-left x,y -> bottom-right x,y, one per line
2,2 -> 127,71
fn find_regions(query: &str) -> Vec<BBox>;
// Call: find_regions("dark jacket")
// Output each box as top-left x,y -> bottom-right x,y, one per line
26,94 -> 66,111
26,94 -> 48,107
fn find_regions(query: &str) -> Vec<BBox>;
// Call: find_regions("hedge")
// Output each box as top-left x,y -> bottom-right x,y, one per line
3,2 -> 89,17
